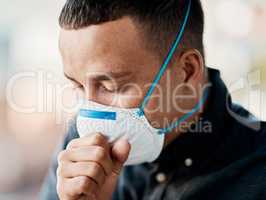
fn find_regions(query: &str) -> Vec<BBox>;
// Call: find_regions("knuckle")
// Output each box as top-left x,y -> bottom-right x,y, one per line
56,178 -> 66,198
90,162 -> 100,175
57,150 -> 68,163
56,163 -> 65,177
94,146 -> 106,160
93,133 -> 106,144
67,139 -> 78,149
91,163 -> 105,185
77,176 -> 90,192
56,179 -> 61,193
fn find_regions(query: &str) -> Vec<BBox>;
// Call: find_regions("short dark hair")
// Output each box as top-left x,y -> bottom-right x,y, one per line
59,0 -> 205,58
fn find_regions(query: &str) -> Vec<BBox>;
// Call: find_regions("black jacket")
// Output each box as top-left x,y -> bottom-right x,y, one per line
40,68 -> 266,200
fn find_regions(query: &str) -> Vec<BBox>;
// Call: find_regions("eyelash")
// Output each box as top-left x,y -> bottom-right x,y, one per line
98,84 -> 117,93
71,82 -> 125,94
71,82 -> 84,90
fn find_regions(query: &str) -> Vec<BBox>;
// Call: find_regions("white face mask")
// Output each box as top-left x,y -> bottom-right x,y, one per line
76,0 -> 192,166
76,101 -> 165,165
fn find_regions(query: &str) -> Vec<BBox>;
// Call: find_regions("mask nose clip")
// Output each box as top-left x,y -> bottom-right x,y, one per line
79,109 -> 117,120
137,109 -> 145,117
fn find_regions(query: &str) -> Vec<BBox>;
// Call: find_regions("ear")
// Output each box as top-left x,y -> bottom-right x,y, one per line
179,49 -> 204,84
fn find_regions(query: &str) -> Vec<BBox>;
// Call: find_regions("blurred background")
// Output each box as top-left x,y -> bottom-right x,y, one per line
0,0 -> 266,199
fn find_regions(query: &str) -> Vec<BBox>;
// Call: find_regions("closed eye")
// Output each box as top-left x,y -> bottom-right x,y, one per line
97,82 -> 119,93
64,73 -> 83,89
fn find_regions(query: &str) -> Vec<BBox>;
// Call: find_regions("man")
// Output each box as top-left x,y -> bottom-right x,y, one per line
40,0 -> 266,199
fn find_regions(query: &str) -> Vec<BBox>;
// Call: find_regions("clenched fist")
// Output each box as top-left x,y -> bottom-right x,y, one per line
56,133 -> 131,200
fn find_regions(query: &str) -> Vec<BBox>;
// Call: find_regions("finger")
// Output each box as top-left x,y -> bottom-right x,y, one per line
57,176 -> 100,199
96,139 -> 130,200
58,146 -> 113,175
57,161 -> 106,186
67,133 -> 109,150
111,138 -> 131,175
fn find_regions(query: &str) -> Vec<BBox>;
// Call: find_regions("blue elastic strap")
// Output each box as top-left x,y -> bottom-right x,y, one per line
79,109 -> 117,120
157,88 -> 209,134
138,0 -> 192,116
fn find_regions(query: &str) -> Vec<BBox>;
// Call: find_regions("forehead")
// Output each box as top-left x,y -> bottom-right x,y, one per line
59,17 -> 157,75
59,17 -> 140,54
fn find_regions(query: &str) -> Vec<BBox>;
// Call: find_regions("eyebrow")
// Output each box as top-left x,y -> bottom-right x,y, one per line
88,71 -> 133,81
64,73 -> 81,85
64,71 -> 133,84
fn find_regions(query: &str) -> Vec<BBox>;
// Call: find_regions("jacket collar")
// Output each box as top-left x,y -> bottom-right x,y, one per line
153,67 -> 231,170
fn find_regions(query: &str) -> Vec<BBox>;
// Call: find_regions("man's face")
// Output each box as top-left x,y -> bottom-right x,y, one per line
59,17 -> 191,131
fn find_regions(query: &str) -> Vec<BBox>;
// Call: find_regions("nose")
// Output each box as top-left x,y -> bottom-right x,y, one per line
83,83 -> 98,102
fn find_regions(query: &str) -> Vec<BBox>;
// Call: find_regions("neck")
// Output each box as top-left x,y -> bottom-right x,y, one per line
164,69 -> 210,147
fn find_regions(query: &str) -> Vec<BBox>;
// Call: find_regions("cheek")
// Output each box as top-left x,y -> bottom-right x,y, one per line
143,97 -> 166,128
141,81 -> 184,129
114,88 -> 144,108
112,75 -> 157,108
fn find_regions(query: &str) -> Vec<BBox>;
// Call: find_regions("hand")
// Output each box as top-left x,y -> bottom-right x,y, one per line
56,133 -> 131,200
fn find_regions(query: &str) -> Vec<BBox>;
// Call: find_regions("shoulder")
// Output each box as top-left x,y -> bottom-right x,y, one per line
227,103 -> 266,152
